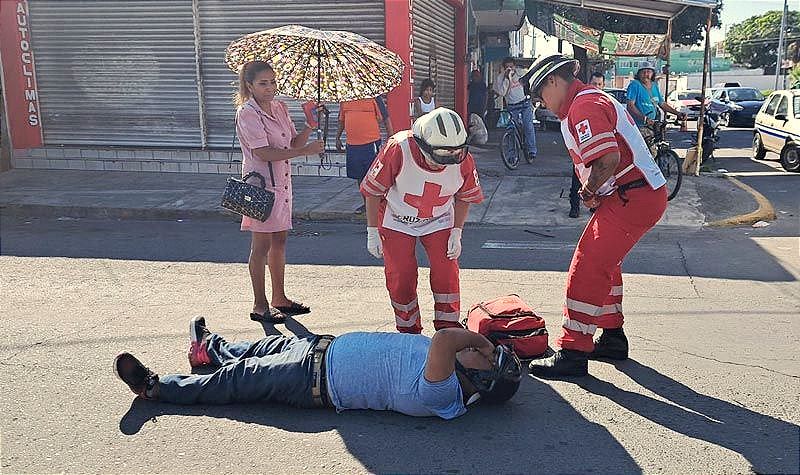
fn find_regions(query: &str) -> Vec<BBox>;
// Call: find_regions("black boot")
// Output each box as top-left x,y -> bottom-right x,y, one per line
528,349 -> 589,377
589,328 -> 629,360
568,205 -> 580,218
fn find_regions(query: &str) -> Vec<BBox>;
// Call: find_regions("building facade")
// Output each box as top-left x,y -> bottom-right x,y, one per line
0,0 -> 466,177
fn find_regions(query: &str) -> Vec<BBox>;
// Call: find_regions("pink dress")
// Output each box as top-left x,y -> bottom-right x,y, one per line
236,97 -> 297,233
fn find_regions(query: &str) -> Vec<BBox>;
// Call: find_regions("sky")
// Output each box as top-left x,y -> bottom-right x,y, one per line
710,0 -> 799,43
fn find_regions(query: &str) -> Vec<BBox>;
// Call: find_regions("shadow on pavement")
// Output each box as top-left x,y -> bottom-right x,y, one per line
576,359 -> 799,475
118,376 -> 642,474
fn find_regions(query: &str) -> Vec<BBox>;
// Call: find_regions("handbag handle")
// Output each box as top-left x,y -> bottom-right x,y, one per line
241,171 -> 267,189
231,105 -> 277,188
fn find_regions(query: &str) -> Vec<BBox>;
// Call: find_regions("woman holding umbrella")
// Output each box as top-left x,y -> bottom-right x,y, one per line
234,61 -> 323,323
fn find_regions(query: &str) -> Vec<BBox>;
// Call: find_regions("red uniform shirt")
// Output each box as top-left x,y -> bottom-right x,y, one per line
558,81 -> 645,185
360,131 -> 483,204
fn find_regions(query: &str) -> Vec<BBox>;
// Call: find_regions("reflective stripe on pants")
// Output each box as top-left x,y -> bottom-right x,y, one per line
380,226 -> 461,333
557,185 -> 667,353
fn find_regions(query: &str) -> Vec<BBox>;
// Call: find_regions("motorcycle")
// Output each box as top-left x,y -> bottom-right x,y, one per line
689,97 -> 729,162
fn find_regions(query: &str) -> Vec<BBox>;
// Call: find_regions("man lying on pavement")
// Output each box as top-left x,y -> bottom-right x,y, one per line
114,317 -> 522,419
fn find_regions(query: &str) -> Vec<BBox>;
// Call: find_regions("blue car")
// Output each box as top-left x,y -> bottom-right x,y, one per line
712,87 -> 765,127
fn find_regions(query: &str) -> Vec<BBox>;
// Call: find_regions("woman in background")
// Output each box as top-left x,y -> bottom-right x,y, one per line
413,78 -> 436,119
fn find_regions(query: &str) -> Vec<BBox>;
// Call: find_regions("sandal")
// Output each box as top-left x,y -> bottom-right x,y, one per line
273,301 -> 311,316
250,307 -> 286,324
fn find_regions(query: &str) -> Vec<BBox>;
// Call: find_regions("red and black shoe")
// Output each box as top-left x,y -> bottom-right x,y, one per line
188,316 -> 212,368
113,352 -> 159,399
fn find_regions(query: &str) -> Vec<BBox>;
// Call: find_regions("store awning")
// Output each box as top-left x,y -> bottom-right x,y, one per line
472,0 -> 526,33
533,0 -> 716,19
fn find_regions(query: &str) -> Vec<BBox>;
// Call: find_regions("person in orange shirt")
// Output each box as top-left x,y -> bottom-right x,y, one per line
336,97 -> 394,212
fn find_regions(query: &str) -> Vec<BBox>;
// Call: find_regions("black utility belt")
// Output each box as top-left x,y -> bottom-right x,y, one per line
311,335 -> 335,408
616,179 -> 649,205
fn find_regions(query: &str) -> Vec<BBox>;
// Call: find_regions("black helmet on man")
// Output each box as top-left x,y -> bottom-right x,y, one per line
456,345 -> 522,405
523,54 -> 579,98
412,107 -> 469,165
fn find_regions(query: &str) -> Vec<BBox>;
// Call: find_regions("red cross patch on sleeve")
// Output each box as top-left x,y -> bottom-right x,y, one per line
575,119 -> 593,144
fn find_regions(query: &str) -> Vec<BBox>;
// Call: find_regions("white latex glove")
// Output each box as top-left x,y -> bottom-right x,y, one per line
447,227 -> 463,260
366,226 -> 383,259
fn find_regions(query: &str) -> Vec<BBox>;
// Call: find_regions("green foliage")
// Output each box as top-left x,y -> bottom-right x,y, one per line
724,10 -> 800,68
790,65 -> 800,89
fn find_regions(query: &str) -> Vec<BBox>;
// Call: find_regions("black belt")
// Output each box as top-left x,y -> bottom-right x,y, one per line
311,335 -> 335,408
616,178 -> 649,205
508,98 -> 530,107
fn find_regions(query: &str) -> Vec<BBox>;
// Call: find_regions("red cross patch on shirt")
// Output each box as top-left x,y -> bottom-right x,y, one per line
576,119 -> 593,144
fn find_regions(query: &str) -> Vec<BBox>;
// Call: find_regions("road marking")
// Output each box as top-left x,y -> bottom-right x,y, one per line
481,240 -> 665,252
724,172 -> 798,177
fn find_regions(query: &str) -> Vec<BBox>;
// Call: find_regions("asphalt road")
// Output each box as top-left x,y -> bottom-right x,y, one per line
1,127 -> 798,474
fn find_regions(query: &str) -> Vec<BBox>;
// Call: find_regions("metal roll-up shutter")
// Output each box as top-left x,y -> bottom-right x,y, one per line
412,0 -> 456,110
27,1 -> 200,147
198,0 -> 385,148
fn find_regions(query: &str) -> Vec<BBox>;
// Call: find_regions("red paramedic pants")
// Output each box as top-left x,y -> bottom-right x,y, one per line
557,185 -> 668,353
379,226 -> 462,333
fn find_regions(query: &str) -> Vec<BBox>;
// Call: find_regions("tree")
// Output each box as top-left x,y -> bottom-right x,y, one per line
527,0 -> 722,47
725,10 -> 800,69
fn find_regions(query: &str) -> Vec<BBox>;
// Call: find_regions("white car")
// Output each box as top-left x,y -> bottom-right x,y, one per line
753,89 -> 800,172
667,90 -> 702,120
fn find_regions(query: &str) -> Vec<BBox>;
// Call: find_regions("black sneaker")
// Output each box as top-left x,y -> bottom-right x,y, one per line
114,352 -> 159,399
529,349 -> 589,377
569,205 -> 580,218
188,316 -> 212,367
589,328 -> 629,360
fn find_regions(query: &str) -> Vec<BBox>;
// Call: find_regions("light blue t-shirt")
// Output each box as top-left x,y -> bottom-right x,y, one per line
326,332 -> 467,419
626,79 -> 664,125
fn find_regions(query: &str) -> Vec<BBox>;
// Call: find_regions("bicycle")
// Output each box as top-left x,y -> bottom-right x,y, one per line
643,119 -> 682,201
499,109 -> 535,170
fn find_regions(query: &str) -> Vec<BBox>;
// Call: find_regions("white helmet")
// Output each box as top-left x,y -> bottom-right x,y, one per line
412,107 -> 469,165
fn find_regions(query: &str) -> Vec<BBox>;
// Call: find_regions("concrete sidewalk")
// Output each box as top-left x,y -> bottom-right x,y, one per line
0,130 -> 758,228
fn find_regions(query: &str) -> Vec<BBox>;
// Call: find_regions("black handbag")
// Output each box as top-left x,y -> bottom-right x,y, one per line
221,166 -> 276,222
222,103 -> 278,222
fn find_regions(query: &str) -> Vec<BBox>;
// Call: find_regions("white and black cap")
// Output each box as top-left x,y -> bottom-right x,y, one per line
522,54 -> 579,97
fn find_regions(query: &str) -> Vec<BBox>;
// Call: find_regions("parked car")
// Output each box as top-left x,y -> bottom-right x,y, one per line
753,89 -> 800,172
604,87 -> 627,104
712,87 -> 765,127
667,89 -> 702,120
714,82 -> 741,88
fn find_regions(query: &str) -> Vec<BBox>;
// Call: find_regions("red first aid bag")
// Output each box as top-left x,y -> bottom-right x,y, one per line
465,295 -> 548,359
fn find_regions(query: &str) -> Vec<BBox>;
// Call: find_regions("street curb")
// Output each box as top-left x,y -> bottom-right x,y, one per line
0,203 -> 366,223
706,176 -> 777,227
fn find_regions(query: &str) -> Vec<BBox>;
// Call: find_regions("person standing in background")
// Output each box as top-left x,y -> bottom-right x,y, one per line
569,72 -> 607,218
494,57 -> 537,162
336,97 -> 394,213
234,61 -> 323,323
467,70 -> 488,119
413,79 -> 437,120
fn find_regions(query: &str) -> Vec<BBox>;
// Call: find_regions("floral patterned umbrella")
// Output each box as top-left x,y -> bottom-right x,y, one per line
225,24 -> 404,104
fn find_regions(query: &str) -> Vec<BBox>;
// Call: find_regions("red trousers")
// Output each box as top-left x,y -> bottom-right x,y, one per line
379,226 -> 462,333
557,185 -> 668,352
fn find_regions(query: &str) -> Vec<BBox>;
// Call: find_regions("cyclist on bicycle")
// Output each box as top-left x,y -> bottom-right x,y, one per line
524,55 -> 668,378
626,61 -> 686,130
494,57 -> 537,162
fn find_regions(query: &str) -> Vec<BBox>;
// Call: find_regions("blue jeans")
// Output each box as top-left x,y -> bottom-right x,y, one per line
158,334 -> 320,407
508,101 -> 537,156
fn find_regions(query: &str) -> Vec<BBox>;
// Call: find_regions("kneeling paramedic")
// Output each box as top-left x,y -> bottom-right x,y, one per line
360,108 -> 484,333
525,55 -> 668,377
115,317 -> 522,419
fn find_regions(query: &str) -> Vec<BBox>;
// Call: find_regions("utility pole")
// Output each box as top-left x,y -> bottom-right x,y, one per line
775,0 -> 788,90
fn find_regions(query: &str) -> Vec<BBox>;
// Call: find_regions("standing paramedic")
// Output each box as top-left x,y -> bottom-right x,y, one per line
235,61 -> 323,323
336,96 -> 394,213
494,57 -> 537,162
525,55 -> 668,377
360,108 -> 483,333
